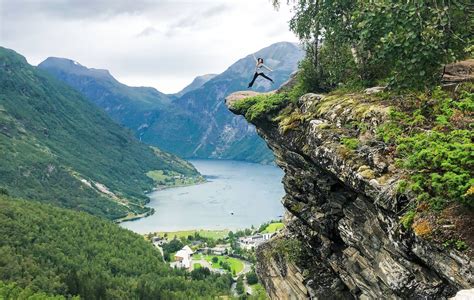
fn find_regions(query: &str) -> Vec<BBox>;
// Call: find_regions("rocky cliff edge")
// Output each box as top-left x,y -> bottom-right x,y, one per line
226,63 -> 473,299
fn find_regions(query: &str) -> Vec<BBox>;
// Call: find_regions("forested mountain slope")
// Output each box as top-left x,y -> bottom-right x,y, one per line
0,47 -> 200,220
0,195 -> 232,299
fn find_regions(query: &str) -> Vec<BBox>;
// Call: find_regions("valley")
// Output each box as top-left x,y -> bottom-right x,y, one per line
39,42 -> 304,164
0,45 -> 288,299
1,0 -> 472,298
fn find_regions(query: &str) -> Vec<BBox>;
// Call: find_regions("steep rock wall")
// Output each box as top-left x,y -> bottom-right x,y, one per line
227,89 -> 473,299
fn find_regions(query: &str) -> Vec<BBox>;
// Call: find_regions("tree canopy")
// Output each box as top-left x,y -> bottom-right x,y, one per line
0,195 -> 232,299
273,0 -> 473,90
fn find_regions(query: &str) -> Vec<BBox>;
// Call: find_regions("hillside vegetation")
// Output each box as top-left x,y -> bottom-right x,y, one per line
0,195 -> 232,299
0,47 -> 200,219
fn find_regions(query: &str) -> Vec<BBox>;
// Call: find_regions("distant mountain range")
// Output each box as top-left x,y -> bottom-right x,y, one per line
39,42 -> 304,163
173,73 -> 217,98
0,47 -> 200,220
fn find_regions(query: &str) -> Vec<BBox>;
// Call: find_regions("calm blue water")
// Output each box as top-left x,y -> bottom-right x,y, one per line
120,159 -> 285,233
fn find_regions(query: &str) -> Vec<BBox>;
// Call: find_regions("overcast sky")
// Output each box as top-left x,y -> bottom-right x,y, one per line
0,0 -> 298,93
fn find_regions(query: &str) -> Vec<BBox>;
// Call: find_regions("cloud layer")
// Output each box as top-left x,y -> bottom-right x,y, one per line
0,0 -> 298,93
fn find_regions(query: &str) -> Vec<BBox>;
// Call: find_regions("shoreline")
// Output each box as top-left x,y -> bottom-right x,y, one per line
115,177 -> 207,224
150,177 -> 207,193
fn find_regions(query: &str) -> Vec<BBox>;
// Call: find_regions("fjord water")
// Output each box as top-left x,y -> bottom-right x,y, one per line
120,160 -> 285,233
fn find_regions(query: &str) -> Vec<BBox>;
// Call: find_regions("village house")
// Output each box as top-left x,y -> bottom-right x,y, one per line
238,233 -> 274,250
198,244 -> 230,256
173,245 -> 194,269
151,236 -> 167,247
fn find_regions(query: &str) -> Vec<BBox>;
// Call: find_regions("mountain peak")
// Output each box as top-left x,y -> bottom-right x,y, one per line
0,47 -> 29,65
174,73 -> 218,97
212,41 -> 303,86
39,57 -> 113,80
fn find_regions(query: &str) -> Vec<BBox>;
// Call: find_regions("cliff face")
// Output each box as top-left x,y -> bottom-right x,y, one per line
227,86 -> 473,299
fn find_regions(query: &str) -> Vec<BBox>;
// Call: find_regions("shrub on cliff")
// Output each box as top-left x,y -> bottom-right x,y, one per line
374,84 -> 473,249
378,86 -> 473,211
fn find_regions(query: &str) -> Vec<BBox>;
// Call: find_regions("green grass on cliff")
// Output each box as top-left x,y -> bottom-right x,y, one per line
231,81 -> 308,123
375,84 -> 473,249
341,137 -> 359,150
231,93 -> 290,122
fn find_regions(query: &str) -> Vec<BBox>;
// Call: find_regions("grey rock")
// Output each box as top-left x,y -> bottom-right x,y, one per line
364,86 -> 386,94
226,90 -> 473,299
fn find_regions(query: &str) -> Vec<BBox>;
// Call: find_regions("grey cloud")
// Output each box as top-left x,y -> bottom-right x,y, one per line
2,0 -> 168,20
202,4 -> 230,18
136,26 -> 160,38
164,4 -> 230,37
174,17 -> 199,30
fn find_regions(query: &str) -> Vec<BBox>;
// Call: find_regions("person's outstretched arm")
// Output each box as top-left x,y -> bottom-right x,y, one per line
262,64 -> 273,72
252,53 -> 258,63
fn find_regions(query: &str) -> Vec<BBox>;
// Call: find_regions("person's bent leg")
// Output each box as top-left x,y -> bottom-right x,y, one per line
248,73 -> 259,88
260,73 -> 273,83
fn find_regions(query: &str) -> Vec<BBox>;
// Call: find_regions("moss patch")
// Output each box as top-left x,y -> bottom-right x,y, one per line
231,93 -> 290,122
341,137 -> 359,150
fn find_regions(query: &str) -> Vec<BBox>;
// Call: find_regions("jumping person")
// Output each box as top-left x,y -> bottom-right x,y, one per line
248,54 -> 274,88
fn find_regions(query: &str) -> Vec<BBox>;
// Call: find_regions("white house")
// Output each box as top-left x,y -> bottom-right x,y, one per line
173,245 -> 194,269
182,245 -> 194,255
239,233 -> 275,250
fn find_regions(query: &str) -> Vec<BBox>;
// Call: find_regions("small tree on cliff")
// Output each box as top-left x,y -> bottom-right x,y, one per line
272,0 -> 472,90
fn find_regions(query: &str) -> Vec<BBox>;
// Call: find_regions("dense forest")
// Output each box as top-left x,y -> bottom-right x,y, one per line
0,47 -> 200,219
0,195 -> 232,299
